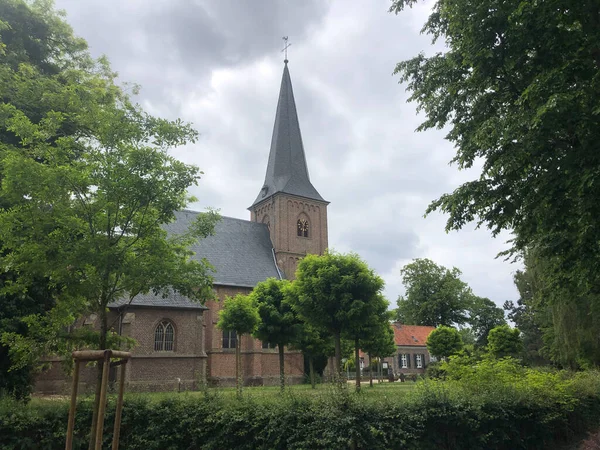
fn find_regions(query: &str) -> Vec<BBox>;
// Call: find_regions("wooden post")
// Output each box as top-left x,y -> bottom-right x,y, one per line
94,350 -> 112,449
65,360 -> 81,450
111,362 -> 127,450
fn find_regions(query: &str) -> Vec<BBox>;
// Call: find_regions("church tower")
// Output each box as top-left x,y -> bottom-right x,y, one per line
249,60 -> 329,279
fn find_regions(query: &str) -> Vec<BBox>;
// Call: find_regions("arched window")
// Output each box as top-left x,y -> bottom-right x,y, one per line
223,330 -> 237,349
154,321 -> 174,351
297,219 -> 309,238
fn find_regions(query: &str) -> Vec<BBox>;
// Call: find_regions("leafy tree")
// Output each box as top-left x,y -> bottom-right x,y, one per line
292,251 -> 385,384
469,296 -> 506,346
0,0 -> 109,400
217,294 -> 260,398
291,323 -> 333,389
391,0 -> 600,361
361,321 -> 396,387
504,257 -> 549,366
251,278 -> 301,392
487,325 -> 523,359
0,0 -> 218,440
506,251 -> 600,368
426,326 -> 463,359
396,259 -> 471,327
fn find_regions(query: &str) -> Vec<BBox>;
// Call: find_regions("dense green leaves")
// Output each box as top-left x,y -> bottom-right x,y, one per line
251,278 -> 300,391
217,294 -> 260,397
396,259 -> 471,327
0,0 -> 218,403
2,368 -> 600,449
487,325 -> 523,359
468,296 -> 506,346
292,251 -> 386,381
426,326 -> 463,359
391,0 -> 600,366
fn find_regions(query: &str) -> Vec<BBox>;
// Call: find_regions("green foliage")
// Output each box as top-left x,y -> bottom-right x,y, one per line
396,259 -> 472,327
2,370 -> 600,449
426,326 -> 463,359
217,294 -> 260,337
292,251 -> 385,377
251,278 -> 299,348
0,0 -> 219,388
362,321 -> 396,360
468,296 -> 506,346
251,278 -> 301,390
504,257 -> 549,366
487,325 -> 523,359
391,0 -> 600,366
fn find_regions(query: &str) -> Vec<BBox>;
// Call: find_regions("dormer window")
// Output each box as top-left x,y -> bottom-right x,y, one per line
297,219 -> 309,238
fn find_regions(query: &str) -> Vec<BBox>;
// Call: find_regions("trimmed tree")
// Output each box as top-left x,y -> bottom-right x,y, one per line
291,323 -> 333,389
251,278 -> 301,392
217,294 -> 260,398
427,326 -> 464,360
292,251 -> 385,386
487,325 -> 523,359
362,321 -> 396,387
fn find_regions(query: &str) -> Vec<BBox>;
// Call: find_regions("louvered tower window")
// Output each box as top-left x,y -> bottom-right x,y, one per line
297,219 -> 309,237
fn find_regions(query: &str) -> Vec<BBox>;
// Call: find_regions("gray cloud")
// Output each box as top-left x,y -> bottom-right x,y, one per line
54,0 -> 522,307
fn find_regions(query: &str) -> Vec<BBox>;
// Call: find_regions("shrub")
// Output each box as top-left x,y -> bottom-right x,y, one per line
1,371 -> 599,449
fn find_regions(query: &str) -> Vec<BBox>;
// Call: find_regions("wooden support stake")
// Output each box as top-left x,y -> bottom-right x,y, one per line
65,360 -> 81,450
111,362 -> 127,450
94,350 -> 112,450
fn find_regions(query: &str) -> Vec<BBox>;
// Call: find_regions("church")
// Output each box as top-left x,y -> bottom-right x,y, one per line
36,60 -> 329,393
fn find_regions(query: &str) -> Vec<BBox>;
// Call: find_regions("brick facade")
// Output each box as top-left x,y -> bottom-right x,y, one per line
205,285 -> 304,386
251,193 -> 328,280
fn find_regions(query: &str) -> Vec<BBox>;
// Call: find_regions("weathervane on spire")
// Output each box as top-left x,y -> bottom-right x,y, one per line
281,36 -> 291,63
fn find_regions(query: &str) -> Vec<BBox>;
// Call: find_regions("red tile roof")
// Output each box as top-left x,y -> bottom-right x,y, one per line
392,323 -> 435,347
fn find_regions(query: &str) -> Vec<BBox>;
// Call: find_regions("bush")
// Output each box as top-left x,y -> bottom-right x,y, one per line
1,370 -> 599,449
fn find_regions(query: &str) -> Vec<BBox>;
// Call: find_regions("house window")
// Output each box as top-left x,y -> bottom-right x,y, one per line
223,330 -> 237,349
297,219 -> 309,237
262,341 -> 275,349
154,321 -> 174,351
416,354 -> 423,369
400,354 -> 408,368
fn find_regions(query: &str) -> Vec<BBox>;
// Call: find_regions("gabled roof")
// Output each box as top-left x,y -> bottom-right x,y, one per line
250,62 -> 326,208
393,323 -> 435,347
166,211 -> 282,287
109,211 -> 282,310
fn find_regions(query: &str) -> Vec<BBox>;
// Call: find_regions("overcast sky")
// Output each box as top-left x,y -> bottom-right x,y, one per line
54,0 -> 522,308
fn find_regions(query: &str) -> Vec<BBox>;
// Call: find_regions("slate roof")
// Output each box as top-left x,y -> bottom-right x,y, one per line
109,211 -> 282,310
250,62 -> 326,207
392,323 -> 435,347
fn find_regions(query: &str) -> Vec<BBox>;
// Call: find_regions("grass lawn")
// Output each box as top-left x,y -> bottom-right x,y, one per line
31,380 -> 417,407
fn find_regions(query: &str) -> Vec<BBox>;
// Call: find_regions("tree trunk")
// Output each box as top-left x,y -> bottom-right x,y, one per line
309,356 -> 316,389
334,331 -> 342,383
378,359 -> 382,384
236,333 -> 242,399
368,353 -> 373,388
355,339 -> 361,392
88,308 -> 108,450
278,344 -> 285,393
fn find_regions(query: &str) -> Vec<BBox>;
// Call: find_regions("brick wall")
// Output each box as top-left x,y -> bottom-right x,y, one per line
206,284 -> 304,386
251,193 -> 328,279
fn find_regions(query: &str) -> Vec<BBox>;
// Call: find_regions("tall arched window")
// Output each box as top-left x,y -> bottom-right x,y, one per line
154,320 -> 174,351
297,219 -> 309,238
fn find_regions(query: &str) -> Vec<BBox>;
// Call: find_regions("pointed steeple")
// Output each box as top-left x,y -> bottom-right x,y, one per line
250,61 -> 326,207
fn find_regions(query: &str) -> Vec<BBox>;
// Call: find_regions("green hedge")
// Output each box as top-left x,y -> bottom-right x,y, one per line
1,371 -> 599,449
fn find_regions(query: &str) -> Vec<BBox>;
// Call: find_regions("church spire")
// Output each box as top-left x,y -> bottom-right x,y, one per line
250,61 -> 326,208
